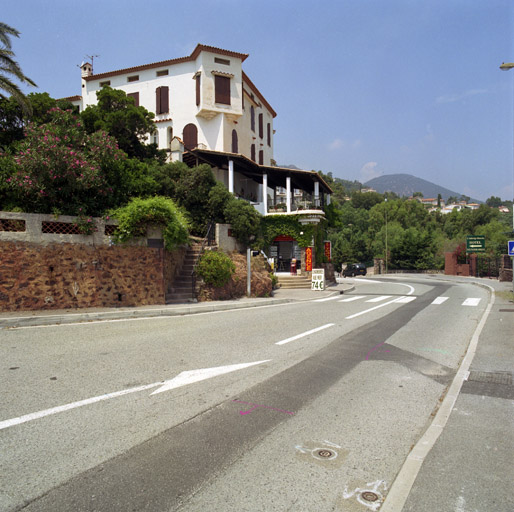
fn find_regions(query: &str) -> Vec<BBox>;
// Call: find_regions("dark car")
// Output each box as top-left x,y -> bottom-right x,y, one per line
342,263 -> 367,277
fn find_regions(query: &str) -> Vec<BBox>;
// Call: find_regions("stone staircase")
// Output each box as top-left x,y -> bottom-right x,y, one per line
165,243 -> 204,303
275,273 -> 311,289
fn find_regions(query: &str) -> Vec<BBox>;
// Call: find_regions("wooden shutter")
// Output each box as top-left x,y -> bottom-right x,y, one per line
156,86 -> 169,114
215,75 -> 230,105
250,106 -> 255,132
259,113 -> 263,139
259,150 -> 263,165
127,92 -> 139,107
183,124 -> 198,149
196,75 -> 201,106
251,144 -> 255,162
232,130 -> 238,153
267,123 -> 271,146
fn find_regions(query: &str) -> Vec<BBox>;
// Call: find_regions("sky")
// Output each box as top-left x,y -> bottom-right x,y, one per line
3,0 -> 514,201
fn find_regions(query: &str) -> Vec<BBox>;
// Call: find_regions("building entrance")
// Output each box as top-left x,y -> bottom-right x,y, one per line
270,235 -> 302,272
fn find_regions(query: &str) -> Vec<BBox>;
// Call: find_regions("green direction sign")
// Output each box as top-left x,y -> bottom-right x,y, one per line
466,235 -> 486,253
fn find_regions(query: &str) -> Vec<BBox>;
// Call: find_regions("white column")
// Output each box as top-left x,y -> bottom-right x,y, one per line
314,182 -> 320,207
286,176 -> 291,213
263,173 -> 268,215
228,159 -> 234,194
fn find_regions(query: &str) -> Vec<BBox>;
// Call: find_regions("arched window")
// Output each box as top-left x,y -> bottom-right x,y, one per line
250,106 -> 255,132
183,124 -> 198,149
231,130 -> 238,153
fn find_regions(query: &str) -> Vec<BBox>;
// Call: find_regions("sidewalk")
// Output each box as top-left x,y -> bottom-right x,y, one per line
0,281 -> 354,329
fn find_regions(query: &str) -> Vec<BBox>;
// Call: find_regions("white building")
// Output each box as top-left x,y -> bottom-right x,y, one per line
66,44 -> 331,217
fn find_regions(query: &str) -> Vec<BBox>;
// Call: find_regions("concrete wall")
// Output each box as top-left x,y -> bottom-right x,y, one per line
216,223 -> 245,252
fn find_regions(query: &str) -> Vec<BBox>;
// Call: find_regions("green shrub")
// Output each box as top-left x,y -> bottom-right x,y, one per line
197,250 -> 235,288
110,196 -> 189,250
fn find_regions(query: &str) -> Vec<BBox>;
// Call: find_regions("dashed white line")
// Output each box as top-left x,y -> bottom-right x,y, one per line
339,295 -> 366,302
462,298 -> 481,306
431,296 -> 449,305
345,297 -> 405,319
313,295 -> 343,302
366,295 -> 392,303
275,323 -> 335,345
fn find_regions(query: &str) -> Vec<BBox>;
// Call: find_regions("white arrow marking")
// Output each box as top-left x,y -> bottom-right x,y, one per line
0,360 -> 270,430
150,360 -> 270,395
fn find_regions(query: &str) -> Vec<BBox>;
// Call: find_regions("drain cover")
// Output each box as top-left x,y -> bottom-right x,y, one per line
317,449 -> 334,458
361,491 -> 379,502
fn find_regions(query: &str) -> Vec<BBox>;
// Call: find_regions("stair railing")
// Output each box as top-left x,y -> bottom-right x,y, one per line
191,220 -> 216,300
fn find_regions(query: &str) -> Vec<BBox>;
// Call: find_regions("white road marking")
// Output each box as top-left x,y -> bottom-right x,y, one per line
366,295 -> 392,302
395,296 -> 417,303
462,298 -> 481,306
338,295 -> 366,302
432,296 -> 449,305
151,360 -> 269,395
345,297 -> 405,319
313,295 -> 342,302
0,360 -> 270,430
275,323 -> 334,345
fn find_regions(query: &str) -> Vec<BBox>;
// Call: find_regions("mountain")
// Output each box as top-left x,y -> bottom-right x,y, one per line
364,174 -> 479,202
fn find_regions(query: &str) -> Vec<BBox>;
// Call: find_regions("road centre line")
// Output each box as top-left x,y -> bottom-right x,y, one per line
345,297 -> 406,319
275,323 -> 335,345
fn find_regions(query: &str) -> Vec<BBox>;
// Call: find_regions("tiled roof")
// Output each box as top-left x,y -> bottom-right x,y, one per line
83,44 -> 249,82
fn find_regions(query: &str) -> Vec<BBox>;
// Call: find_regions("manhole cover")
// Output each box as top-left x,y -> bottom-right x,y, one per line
361,491 -> 379,502
317,449 -> 334,458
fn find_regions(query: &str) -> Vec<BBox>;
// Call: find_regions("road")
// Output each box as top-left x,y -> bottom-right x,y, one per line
0,275 -> 511,511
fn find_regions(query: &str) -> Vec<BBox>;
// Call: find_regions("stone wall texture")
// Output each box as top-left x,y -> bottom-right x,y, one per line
0,241 -> 172,311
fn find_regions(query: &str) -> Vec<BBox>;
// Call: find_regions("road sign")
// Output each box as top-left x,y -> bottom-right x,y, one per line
466,235 -> 485,253
311,268 -> 325,290
508,240 -> 514,256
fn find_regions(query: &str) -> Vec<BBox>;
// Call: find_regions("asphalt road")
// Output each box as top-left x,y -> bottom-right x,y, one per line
0,275 -> 511,511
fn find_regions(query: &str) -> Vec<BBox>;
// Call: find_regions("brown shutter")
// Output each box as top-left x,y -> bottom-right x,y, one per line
215,75 -> 230,105
196,75 -> 201,106
267,123 -> 271,146
250,106 -> 255,132
183,124 -> 198,149
259,150 -> 263,165
232,130 -> 238,153
156,86 -> 169,114
259,113 -> 263,139
128,92 -> 139,107
251,144 -> 255,162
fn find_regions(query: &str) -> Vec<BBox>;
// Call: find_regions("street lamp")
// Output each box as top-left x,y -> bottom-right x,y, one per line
384,198 -> 388,274
500,62 -> 514,291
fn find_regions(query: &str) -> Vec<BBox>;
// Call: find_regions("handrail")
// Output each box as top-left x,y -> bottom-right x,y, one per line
191,220 -> 215,300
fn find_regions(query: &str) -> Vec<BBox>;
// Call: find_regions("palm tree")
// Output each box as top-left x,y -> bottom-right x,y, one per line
0,22 -> 36,115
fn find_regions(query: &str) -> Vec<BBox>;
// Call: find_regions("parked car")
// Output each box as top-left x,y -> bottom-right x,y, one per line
342,263 -> 367,277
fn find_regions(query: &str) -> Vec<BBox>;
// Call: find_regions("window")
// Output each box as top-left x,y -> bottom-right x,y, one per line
156,69 -> 168,76
196,74 -> 201,106
127,75 -> 139,82
215,75 -> 230,105
99,81 -> 111,87
214,57 -> 230,66
231,130 -> 238,153
250,106 -> 255,132
251,144 -> 256,162
267,123 -> 271,146
259,113 -> 263,139
127,92 -> 139,107
183,124 -> 198,149
156,86 -> 169,114
259,150 -> 264,165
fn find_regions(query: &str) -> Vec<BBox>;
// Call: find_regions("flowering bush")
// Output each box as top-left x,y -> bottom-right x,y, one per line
7,108 -> 126,214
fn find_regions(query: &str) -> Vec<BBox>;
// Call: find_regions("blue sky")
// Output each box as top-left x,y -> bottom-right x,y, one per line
3,0 -> 514,201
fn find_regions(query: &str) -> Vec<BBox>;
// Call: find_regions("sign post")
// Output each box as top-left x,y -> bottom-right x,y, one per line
508,241 -> 514,293
311,268 -> 325,291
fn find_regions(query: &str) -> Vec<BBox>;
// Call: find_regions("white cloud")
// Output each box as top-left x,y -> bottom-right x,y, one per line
360,162 -> 380,182
435,89 -> 487,104
328,138 -> 344,150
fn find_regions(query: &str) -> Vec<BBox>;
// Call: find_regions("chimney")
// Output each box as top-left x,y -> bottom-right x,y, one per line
80,61 -> 93,78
